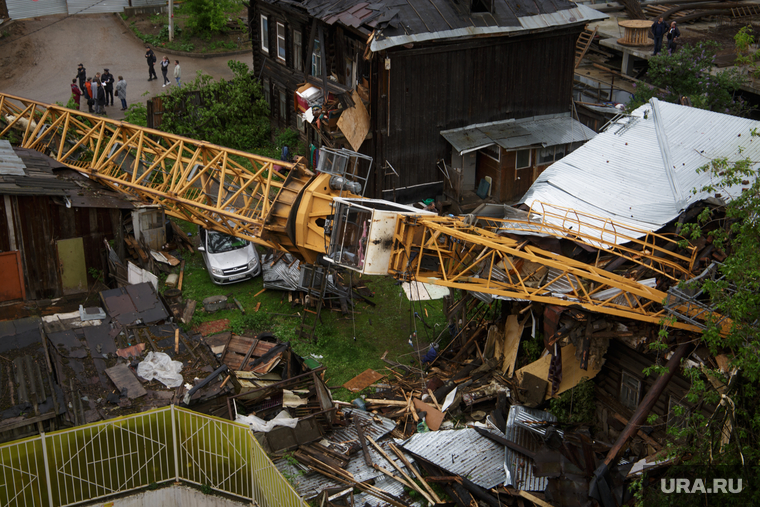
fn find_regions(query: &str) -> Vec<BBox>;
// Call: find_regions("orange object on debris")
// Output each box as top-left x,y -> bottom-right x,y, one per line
343,369 -> 385,392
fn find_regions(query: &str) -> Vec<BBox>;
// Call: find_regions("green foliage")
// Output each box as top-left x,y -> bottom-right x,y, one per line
183,0 -> 239,37
166,41 -> 195,52
200,483 -> 213,494
548,377 -> 596,424
123,103 -> 148,127
131,26 -> 164,46
158,24 -> 181,40
157,60 -> 271,151
521,332 -> 544,363
627,42 -> 748,115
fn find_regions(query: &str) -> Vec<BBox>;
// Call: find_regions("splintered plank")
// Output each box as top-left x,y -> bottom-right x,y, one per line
222,335 -> 277,371
343,369 -> 385,392
105,364 -> 147,399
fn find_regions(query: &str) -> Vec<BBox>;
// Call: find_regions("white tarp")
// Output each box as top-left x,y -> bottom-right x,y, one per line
137,351 -> 183,388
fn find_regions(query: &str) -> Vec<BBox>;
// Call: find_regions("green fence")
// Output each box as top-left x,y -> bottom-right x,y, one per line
0,405 -> 306,507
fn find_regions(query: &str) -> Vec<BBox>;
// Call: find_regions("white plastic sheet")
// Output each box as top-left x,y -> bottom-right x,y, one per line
235,410 -> 299,433
137,351 -> 184,388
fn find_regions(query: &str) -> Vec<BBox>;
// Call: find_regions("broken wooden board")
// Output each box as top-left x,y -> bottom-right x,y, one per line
343,369 -> 385,392
116,342 -> 146,359
502,315 -> 525,377
222,335 -> 278,372
105,364 -> 147,399
180,299 -> 196,325
413,398 -> 444,431
336,90 -> 370,152
203,331 -> 232,356
514,343 -> 601,399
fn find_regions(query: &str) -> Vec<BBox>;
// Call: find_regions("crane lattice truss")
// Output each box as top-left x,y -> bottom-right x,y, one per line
1,93 -> 710,332
0,93 -> 310,256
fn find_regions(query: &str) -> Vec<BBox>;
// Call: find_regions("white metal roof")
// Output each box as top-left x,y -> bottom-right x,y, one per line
520,99 -> 760,241
441,114 -> 596,155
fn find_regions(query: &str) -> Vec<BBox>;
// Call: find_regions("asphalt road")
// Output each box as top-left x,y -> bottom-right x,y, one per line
0,14 -> 252,121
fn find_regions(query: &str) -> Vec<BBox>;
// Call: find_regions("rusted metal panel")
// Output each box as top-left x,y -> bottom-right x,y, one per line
0,251 -> 25,302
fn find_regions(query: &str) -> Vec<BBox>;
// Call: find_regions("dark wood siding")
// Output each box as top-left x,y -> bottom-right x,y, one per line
368,27 -> 580,197
10,196 -> 119,300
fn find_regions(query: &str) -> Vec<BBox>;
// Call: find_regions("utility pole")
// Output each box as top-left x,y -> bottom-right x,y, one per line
168,0 -> 174,42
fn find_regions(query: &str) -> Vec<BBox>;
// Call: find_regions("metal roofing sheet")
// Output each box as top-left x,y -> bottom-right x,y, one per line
441,114 -> 596,155
504,406 -> 557,491
401,428 -> 507,488
521,99 -> 760,242
0,140 -> 25,176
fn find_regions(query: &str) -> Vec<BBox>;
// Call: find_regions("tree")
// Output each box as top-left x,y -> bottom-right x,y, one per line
158,60 -> 271,153
636,131 -> 760,505
627,41 -> 748,115
183,0 -> 240,37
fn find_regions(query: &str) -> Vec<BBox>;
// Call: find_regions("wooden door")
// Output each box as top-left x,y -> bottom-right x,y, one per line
0,251 -> 25,301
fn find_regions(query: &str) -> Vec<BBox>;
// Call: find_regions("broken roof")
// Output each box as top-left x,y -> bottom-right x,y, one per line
269,0 -> 606,51
521,99 -> 760,241
441,113 -> 596,155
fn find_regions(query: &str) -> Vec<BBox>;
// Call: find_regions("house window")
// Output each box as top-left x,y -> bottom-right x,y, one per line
297,114 -> 306,133
668,396 -> 687,430
555,144 -> 566,161
260,15 -> 269,54
312,38 -> 322,76
262,78 -> 270,106
279,90 -> 287,120
515,149 -> 531,170
620,370 -> 641,410
481,145 -> 500,162
538,147 -> 555,165
276,22 -> 286,62
293,30 -> 303,71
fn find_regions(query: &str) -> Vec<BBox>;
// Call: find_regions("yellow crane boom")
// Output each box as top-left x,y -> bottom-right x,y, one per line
0,93 -> 707,332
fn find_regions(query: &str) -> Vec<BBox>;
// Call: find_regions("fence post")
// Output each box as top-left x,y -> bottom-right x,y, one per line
40,433 -> 55,507
171,405 -> 180,483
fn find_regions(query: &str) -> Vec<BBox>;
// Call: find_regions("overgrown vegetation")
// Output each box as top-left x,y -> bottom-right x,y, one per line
548,377 -> 596,424
627,41 -> 748,115
635,131 -> 760,504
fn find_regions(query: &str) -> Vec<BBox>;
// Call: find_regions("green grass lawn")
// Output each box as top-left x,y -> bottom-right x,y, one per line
170,221 -> 450,401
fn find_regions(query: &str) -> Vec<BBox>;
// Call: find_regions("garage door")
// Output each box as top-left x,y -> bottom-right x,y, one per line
7,0 -> 67,20
67,0 -> 129,15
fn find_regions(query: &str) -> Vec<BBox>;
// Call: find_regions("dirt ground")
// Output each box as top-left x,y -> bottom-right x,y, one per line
679,20 -> 760,66
0,14 -> 253,121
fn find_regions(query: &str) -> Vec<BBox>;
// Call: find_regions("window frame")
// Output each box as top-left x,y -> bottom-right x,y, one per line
262,77 -> 270,107
312,38 -> 322,76
260,15 -> 269,54
481,144 -> 500,163
279,90 -> 287,120
620,370 -> 642,411
515,149 -> 531,170
276,22 -> 286,63
293,30 -> 303,72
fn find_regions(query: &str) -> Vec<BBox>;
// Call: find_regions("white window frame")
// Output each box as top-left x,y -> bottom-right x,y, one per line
293,30 -> 303,72
260,15 -> 269,54
276,22 -> 286,63
620,370 -> 642,411
312,38 -> 321,76
481,145 -> 500,162
515,149 -> 531,170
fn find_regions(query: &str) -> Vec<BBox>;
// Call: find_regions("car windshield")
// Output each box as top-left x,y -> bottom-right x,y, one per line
207,231 -> 248,254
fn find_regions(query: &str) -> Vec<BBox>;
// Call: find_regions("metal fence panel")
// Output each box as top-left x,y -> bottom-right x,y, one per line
67,0 -> 130,15
6,0 -> 67,20
44,408 -> 174,507
0,436 -> 48,507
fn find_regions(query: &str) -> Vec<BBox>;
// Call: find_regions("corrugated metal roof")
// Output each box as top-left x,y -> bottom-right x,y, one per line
521,99 -> 760,243
0,140 -> 26,175
330,408 -> 397,443
441,114 -> 596,155
401,428 -> 507,488
504,406 -> 557,492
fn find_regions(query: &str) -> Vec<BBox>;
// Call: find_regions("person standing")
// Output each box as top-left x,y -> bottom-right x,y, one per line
96,78 -> 106,115
115,76 -> 127,111
160,56 -> 171,87
173,60 -> 181,87
76,63 -> 87,90
145,45 -> 158,81
91,75 -> 101,114
85,77 -> 94,113
102,68 -> 115,106
667,21 -> 681,55
651,17 -> 667,56
70,79 -> 82,110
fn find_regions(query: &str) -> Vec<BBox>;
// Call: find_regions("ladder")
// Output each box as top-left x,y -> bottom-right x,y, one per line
297,264 -> 330,343
575,26 -> 598,69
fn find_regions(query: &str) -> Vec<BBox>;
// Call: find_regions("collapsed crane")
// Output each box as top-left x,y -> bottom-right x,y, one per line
0,93 -> 716,333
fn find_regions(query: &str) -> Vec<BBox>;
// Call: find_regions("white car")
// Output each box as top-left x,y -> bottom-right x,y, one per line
197,228 -> 261,284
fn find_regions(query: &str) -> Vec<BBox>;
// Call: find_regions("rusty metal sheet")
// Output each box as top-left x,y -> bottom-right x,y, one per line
343,369 -> 385,392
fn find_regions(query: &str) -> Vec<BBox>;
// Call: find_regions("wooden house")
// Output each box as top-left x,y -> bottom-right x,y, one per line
249,0 -> 605,201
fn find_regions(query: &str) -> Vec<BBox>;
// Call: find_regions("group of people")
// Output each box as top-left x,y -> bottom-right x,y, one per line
71,64 -> 128,114
145,45 -> 181,88
651,17 -> 681,56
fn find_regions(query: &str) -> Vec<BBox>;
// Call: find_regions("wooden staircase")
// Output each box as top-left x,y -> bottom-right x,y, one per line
575,26 -> 598,69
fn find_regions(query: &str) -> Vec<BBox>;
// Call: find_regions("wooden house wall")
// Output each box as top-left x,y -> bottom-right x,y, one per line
595,339 -> 704,440
369,27 -> 581,198
4,196 -> 119,300
0,197 -> 11,252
